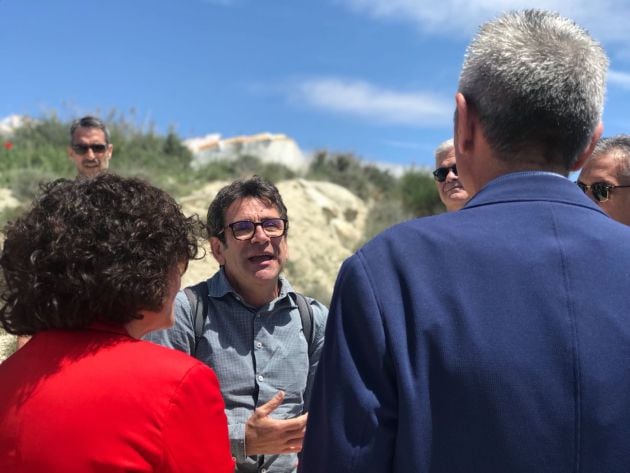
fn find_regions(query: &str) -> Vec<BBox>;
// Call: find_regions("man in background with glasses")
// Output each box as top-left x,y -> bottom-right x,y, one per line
577,134 -> 630,225
433,138 -> 470,211
301,10 -> 630,473
67,115 -> 113,178
147,176 -> 327,473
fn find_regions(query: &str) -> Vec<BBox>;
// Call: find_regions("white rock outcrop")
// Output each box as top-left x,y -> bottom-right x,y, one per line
0,114 -> 28,136
0,329 -> 16,361
185,133 -> 310,172
0,188 -> 20,212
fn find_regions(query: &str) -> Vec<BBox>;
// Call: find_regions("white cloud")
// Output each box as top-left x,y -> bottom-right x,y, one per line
335,0 -> 630,46
608,70 -> 630,90
0,114 -> 29,136
293,78 -> 452,127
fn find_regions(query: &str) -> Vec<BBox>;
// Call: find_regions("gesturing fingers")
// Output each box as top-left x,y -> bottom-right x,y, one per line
246,412 -> 309,455
254,390 -> 285,418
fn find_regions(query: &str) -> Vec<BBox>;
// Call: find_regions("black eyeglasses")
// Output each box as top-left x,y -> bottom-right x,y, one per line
71,143 -> 108,155
576,180 -> 630,203
433,165 -> 457,182
219,218 -> 288,241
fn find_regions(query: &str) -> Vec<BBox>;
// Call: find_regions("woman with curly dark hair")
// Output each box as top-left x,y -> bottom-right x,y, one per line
0,174 -> 234,472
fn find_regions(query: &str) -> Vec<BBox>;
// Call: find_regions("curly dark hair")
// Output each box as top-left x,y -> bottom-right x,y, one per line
207,175 -> 288,243
0,173 -> 201,335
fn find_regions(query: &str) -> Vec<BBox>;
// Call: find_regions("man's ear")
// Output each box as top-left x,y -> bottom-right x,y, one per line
570,121 -> 604,172
454,92 -> 475,158
209,236 -> 226,266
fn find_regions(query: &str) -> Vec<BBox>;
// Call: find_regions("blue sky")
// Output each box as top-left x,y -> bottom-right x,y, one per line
1,0 -> 630,169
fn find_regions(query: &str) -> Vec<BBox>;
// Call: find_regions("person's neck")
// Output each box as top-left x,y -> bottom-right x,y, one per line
469,154 -> 569,194
124,321 -> 144,339
227,275 -> 280,308
124,317 -> 155,339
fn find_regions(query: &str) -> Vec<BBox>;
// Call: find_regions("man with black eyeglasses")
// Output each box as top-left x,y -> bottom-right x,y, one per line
147,176 -> 327,473
67,115 -> 113,178
433,138 -> 470,211
577,134 -> 630,225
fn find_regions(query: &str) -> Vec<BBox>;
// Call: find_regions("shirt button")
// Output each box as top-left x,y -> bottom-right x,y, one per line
257,375 -> 264,382
261,469 -> 267,473
255,341 -> 262,349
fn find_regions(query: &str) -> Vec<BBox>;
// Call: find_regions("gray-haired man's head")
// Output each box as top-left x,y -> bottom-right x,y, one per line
458,10 -> 608,169
433,139 -> 469,211
67,116 -> 113,178
578,135 -> 630,225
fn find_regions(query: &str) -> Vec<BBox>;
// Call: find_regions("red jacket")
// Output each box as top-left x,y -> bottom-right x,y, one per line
0,324 -> 234,472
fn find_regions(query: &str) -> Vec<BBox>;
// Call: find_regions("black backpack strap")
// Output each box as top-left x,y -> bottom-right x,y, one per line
294,292 -> 315,358
183,280 -> 209,353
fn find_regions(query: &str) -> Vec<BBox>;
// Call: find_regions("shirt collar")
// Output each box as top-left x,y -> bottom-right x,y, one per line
209,267 -> 296,302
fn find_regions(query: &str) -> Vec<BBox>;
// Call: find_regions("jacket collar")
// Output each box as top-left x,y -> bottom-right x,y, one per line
462,171 -> 606,217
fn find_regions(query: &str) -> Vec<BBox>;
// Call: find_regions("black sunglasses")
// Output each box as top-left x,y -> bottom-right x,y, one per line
433,164 -> 457,182
218,218 -> 288,241
71,143 -> 108,155
576,180 -> 630,203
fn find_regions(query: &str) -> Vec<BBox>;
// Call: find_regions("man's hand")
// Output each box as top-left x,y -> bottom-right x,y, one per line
245,391 -> 307,455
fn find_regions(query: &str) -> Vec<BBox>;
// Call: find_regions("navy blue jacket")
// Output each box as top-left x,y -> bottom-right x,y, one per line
300,172 -> 630,473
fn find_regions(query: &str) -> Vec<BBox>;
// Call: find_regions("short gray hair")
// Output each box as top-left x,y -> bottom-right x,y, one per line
434,139 -> 454,166
69,116 -> 111,144
458,10 -> 608,169
590,135 -> 630,179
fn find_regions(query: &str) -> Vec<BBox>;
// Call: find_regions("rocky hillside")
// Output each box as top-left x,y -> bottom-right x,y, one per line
0,178 -> 367,361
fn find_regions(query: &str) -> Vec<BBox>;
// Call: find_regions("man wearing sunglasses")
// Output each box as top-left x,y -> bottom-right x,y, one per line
577,135 -> 630,225
433,138 -> 470,211
301,10 -> 630,473
147,176 -> 327,473
16,115 -> 115,351
67,115 -> 113,178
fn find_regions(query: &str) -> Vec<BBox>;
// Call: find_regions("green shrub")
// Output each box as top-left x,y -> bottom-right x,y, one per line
4,168 -> 61,202
363,199 -> 411,244
192,155 -> 296,187
306,151 -> 395,201
399,169 -> 444,217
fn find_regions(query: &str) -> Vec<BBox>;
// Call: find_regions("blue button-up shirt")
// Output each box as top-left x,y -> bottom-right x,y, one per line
146,268 -> 328,473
